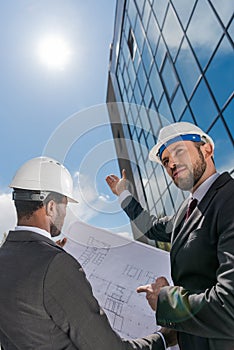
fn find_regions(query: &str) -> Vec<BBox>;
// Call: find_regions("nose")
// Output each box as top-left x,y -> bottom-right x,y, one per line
168,157 -> 177,169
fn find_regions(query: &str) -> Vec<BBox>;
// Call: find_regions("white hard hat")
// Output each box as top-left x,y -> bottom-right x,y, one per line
149,122 -> 214,163
9,156 -> 78,203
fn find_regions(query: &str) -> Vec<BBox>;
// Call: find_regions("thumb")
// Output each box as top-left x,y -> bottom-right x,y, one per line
136,285 -> 148,293
122,169 -> 127,179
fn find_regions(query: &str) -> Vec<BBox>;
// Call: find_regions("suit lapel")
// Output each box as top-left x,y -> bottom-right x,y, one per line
170,198 -> 189,243
170,173 -> 229,265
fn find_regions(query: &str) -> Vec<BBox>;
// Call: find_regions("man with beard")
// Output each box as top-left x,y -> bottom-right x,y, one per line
106,122 -> 234,350
0,156 -> 177,350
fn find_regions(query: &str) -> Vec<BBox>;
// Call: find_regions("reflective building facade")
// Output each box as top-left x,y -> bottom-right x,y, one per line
107,0 -> 234,242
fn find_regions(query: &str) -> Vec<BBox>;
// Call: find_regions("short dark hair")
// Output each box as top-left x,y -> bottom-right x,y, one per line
14,189 -> 65,220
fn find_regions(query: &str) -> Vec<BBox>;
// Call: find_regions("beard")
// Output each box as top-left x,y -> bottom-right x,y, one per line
173,147 -> 207,191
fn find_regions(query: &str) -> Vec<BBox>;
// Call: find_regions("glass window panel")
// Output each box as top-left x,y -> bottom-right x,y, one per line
153,0 -> 169,29
143,83 -> 153,108
145,182 -> 156,212
127,109 -> 134,125
171,0 -> 196,29
155,199 -> 165,217
155,164 -> 168,194
147,12 -> 160,54
127,59 -> 136,84
171,86 -> 187,120
146,131 -> 156,152
142,40 -> 153,75
134,16 -> 145,52
187,0 -> 223,69
132,136 -> 142,160
148,108 -> 161,138
139,105 -> 151,132
162,191 -> 174,216
228,17 -> 234,39
205,36 -> 234,109
141,138 -> 150,162
133,79 -> 143,104
149,174 -> 160,203
138,155 -> 146,175
161,54 -> 179,100
158,95 -> 174,125
162,4 -> 184,60
122,87 -> 128,102
190,80 -> 218,130
149,64 -> 163,105
211,0 -> 233,26
123,15 -> 131,39
180,107 -> 195,124
122,38 -> 130,66
135,0 -> 145,16
175,37 -> 201,99
145,157 -> 154,178
137,61 -> 147,94
155,36 -> 167,70
117,65 -> 124,89
127,0 -> 138,27
127,83 -> 133,101
130,103 -> 138,122
209,118 -> 234,173
133,47 -> 141,71
223,97 -> 234,139
142,0 -> 151,31
123,65 -> 130,87
118,49 -> 125,74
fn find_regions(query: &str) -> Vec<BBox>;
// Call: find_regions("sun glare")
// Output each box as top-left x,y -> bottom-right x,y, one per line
38,35 -> 71,70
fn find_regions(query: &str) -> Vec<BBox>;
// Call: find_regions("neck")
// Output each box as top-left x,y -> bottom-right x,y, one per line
191,166 -> 216,194
18,207 -> 50,233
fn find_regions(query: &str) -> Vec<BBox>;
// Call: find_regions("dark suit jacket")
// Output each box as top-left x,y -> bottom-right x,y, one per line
0,230 -> 165,350
122,172 -> 234,350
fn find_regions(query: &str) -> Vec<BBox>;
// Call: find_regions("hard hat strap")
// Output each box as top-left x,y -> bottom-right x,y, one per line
12,191 -> 51,202
157,133 -> 204,160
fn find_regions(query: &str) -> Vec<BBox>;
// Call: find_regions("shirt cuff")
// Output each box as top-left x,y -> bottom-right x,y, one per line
118,190 -> 132,205
155,331 -> 167,350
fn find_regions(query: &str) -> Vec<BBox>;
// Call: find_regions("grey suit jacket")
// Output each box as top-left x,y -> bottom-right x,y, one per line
122,172 -> 234,350
0,230 -> 165,350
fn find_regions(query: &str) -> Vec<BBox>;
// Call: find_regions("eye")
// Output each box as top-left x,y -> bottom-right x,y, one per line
175,148 -> 184,156
162,159 -> 169,167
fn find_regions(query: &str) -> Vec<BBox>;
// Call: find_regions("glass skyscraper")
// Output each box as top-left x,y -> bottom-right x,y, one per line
106,0 -> 233,243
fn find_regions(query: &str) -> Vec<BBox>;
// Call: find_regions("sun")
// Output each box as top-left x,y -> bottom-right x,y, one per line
38,35 -> 71,70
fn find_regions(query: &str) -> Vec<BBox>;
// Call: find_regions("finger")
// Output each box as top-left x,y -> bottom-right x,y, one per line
105,176 -> 113,184
122,169 -> 127,179
111,175 -> 120,181
136,285 -> 150,293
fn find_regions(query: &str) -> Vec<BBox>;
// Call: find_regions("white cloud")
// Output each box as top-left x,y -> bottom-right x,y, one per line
0,193 -> 17,244
167,1 -> 232,52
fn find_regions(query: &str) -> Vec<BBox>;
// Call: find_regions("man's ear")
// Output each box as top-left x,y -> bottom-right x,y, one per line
45,200 -> 56,217
201,143 -> 213,159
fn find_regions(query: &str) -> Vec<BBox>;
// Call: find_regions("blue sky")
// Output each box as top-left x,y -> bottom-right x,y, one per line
0,0 -> 133,241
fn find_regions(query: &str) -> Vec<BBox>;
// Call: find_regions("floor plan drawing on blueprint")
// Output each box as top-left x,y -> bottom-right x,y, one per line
64,220 -> 173,340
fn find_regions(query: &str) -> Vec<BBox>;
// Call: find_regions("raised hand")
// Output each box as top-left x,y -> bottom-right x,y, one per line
105,169 -> 128,196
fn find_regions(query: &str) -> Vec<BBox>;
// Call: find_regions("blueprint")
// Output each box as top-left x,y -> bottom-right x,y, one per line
64,220 -> 173,340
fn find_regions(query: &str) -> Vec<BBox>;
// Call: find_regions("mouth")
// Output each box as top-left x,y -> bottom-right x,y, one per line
172,167 -> 187,179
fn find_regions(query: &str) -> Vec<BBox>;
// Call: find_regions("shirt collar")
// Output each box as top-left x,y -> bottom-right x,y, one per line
191,172 -> 220,202
14,226 -> 52,240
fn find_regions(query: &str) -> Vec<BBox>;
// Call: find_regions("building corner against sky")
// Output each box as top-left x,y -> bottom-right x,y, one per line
106,0 -> 234,244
